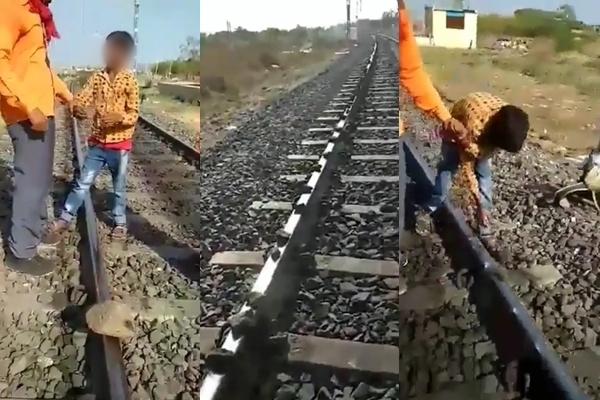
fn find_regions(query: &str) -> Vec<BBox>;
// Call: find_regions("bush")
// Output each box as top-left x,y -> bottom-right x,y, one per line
478,9 -> 581,52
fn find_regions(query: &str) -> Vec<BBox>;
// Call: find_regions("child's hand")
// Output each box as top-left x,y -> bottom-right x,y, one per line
73,105 -> 88,120
101,112 -> 124,126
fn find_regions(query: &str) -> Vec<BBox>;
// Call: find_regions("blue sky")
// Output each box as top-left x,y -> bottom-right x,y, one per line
201,0 -> 397,33
47,0 -> 599,67
48,0 -> 199,67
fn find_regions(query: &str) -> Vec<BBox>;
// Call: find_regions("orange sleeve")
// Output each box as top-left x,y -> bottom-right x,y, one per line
52,71 -> 73,103
121,75 -> 139,127
0,8 -> 36,114
399,10 -> 451,122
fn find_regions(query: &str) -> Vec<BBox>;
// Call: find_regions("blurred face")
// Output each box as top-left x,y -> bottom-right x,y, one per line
103,41 -> 128,68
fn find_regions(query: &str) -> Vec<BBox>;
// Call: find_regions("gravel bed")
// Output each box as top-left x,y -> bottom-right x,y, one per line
0,311 -> 87,398
198,46 -> 372,322
338,182 -> 399,204
291,271 -> 399,345
273,372 -> 398,400
199,44 -> 406,398
399,46 -> 600,395
0,113 -> 91,397
123,317 -> 201,400
340,160 -> 398,176
352,128 -> 399,140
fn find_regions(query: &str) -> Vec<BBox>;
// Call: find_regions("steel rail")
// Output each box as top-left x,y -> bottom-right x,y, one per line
137,115 -> 199,165
379,34 -> 587,400
199,40 -> 380,400
67,106 -> 131,400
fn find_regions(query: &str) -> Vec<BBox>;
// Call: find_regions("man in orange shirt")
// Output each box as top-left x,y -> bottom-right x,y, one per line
0,0 -> 73,276
398,1 -> 467,265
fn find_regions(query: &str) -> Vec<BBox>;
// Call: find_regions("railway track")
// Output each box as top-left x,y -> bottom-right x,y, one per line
64,110 -> 202,400
379,35 -> 594,399
200,38 -> 400,399
199,34 -> 598,400
0,98 -> 202,397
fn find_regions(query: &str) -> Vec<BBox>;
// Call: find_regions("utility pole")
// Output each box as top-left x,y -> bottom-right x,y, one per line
133,0 -> 140,73
346,0 -> 351,39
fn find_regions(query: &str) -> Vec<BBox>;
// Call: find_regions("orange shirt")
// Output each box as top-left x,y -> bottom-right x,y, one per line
0,0 -> 72,125
75,69 -> 139,148
398,10 -> 451,136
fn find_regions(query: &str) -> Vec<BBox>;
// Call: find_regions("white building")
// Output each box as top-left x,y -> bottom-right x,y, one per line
422,7 -> 478,49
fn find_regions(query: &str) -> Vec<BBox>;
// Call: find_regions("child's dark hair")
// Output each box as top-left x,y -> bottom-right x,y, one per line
483,105 -> 529,153
106,31 -> 136,54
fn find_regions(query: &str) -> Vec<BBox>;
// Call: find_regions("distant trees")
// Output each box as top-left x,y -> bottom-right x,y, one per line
478,4 -> 589,53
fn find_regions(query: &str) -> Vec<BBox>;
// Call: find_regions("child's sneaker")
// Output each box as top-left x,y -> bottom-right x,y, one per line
42,219 -> 70,245
110,225 -> 127,241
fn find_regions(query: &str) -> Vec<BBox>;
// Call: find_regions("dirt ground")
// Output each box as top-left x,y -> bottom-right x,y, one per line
420,37 -> 600,155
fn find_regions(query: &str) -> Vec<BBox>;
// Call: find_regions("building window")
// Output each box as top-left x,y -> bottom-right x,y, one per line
445,11 -> 465,30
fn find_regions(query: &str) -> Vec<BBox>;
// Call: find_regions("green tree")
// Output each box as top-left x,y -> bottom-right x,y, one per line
558,4 -> 576,20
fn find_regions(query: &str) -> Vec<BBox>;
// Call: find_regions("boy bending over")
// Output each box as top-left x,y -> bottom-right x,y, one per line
422,92 -> 530,252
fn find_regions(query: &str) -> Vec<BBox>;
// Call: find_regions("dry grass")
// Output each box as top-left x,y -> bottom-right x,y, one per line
420,37 -> 600,153
142,93 -> 200,133
195,40 -> 348,150
200,41 -> 346,120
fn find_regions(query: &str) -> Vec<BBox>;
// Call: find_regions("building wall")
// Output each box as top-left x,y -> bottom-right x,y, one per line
428,8 -> 478,49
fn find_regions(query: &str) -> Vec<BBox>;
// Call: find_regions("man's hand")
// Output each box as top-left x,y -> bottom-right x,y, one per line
100,112 -> 124,126
28,108 -> 48,132
441,118 -> 468,136
440,118 -> 470,147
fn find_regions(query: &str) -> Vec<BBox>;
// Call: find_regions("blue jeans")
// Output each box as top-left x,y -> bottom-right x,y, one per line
61,144 -> 130,226
423,141 -> 493,235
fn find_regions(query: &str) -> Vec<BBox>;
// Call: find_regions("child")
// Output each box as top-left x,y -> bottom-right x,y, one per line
421,92 -> 530,252
43,30 -> 139,244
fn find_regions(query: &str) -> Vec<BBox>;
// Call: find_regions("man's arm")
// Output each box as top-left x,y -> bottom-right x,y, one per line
0,10 -> 36,114
398,9 -> 451,122
121,76 -> 139,127
52,71 -> 73,104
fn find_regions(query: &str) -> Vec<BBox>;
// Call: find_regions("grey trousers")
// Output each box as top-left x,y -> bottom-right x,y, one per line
7,119 -> 56,259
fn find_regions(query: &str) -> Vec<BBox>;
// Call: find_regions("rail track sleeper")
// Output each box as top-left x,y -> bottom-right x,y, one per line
249,201 -> 396,215
287,154 -> 397,161
199,327 -> 399,378
209,251 -> 400,277
301,139 -> 397,145
280,174 -> 398,183
356,126 -> 398,131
